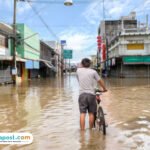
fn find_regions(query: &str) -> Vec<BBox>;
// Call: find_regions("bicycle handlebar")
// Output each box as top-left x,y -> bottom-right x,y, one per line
95,89 -> 107,93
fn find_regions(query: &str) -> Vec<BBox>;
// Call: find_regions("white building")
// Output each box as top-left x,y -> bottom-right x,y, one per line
108,29 -> 150,77
99,12 -> 150,77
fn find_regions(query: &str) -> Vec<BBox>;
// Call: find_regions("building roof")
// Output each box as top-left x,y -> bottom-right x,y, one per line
44,41 -> 58,49
45,41 -> 61,55
0,22 -> 19,36
40,40 -> 59,55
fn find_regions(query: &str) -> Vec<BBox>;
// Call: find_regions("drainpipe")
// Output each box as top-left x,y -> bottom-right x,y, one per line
146,14 -> 149,31
12,0 -> 17,84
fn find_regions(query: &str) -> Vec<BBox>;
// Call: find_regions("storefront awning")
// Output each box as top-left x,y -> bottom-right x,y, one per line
25,60 -> 39,69
0,56 -> 26,62
40,59 -> 57,72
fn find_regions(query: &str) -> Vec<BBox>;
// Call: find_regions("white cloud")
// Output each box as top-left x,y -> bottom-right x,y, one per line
2,0 -> 32,15
59,29 -> 97,62
17,2 -> 32,15
82,1 -> 103,25
4,0 -> 13,8
136,0 -> 150,12
82,0 -> 140,24
144,0 -> 150,7
109,6 -> 123,15
106,0 -> 131,16
60,30 -> 96,51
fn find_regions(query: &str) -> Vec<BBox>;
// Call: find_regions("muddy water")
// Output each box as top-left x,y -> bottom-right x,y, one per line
0,76 -> 149,150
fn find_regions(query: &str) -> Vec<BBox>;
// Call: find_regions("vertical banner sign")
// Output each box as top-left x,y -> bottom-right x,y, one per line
102,43 -> 106,61
97,36 -> 102,52
101,43 -> 106,62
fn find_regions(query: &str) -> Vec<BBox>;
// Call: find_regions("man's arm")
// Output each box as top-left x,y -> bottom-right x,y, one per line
98,79 -> 107,92
93,70 -> 107,92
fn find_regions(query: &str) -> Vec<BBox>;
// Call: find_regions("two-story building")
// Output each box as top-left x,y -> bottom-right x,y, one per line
108,29 -> 150,77
16,24 -> 40,80
0,23 -> 14,84
40,41 -> 57,77
0,23 -> 62,83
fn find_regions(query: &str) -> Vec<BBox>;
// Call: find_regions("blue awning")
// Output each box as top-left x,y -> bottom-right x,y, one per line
25,60 -> 39,69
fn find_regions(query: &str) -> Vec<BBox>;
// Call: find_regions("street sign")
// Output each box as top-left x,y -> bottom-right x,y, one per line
12,68 -> 17,75
61,40 -> 66,46
63,49 -> 73,59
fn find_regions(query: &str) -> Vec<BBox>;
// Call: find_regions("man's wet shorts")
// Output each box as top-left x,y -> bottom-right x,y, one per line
78,93 -> 96,113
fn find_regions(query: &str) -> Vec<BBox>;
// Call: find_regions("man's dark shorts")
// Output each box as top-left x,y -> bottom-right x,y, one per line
78,93 -> 96,113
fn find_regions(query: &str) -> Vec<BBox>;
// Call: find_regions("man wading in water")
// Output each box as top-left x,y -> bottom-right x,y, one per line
76,58 -> 107,130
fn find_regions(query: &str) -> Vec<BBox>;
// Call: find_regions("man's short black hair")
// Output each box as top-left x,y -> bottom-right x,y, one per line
81,58 -> 91,68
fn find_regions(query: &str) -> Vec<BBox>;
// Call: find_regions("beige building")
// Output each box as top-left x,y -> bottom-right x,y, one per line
98,12 -> 150,77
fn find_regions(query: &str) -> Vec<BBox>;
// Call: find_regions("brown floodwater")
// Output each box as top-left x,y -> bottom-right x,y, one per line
0,75 -> 150,150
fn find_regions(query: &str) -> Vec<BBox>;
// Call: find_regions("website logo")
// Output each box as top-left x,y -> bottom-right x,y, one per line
0,133 -> 33,144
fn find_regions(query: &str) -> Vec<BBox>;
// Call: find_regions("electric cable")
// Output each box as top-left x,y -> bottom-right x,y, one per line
19,3 -> 49,22
19,0 -> 92,4
27,1 -> 60,41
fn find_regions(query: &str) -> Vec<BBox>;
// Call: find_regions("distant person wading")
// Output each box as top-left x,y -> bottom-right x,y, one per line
76,58 -> 107,130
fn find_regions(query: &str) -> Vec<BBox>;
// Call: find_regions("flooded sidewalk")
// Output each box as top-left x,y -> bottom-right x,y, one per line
0,76 -> 150,150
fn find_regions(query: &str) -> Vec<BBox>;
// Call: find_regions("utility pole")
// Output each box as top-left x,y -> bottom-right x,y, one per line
102,0 -> 105,20
12,0 -> 17,84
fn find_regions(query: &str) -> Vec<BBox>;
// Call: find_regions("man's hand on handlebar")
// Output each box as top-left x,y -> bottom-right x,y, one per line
103,89 -> 107,92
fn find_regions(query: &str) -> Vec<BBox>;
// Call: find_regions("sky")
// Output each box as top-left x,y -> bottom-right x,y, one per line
0,0 -> 150,63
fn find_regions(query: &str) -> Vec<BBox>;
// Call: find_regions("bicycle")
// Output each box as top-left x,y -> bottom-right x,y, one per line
94,90 -> 107,135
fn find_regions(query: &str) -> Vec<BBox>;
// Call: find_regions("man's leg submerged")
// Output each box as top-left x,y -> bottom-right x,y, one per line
89,113 -> 95,129
80,113 -> 86,130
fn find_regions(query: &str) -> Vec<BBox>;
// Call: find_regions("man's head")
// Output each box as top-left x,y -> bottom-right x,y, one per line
81,58 -> 91,68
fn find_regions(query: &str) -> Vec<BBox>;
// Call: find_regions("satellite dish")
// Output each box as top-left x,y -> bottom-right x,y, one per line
64,0 -> 73,6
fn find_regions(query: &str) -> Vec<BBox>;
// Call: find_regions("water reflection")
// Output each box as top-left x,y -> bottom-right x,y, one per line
0,76 -> 149,150
79,130 -> 106,150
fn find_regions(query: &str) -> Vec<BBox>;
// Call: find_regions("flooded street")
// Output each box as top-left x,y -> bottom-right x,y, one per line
0,75 -> 150,150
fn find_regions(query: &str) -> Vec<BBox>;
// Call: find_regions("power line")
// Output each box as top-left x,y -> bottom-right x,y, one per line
27,1 -> 59,41
19,0 -> 92,4
20,4 -> 49,22
25,24 -> 96,27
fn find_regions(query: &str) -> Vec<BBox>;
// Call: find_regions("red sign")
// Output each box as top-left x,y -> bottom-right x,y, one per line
97,36 -> 102,51
97,36 -> 101,40
101,43 -> 106,62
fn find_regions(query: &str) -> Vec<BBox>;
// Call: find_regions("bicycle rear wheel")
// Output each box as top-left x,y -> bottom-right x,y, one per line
97,106 -> 106,135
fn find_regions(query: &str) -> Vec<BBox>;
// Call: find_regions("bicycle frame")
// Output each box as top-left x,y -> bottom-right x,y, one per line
94,92 -> 107,135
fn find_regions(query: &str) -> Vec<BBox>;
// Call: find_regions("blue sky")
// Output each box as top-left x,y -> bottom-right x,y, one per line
0,0 -> 150,63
